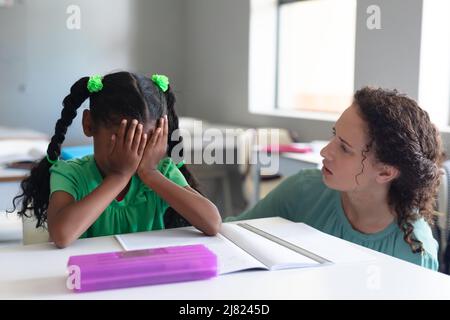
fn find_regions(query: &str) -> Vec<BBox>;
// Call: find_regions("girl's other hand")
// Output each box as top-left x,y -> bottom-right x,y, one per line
137,115 -> 168,177
106,119 -> 147,178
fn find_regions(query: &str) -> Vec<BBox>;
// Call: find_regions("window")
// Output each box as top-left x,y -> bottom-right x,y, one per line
276,0 -> 357,115
418,0 -> 450,129
249,0 -> 450,129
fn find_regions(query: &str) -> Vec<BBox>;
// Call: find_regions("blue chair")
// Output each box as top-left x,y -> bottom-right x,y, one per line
61,145 -> 94,160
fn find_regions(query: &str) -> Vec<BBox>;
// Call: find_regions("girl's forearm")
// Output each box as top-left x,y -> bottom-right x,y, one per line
140,170 -> 221,236
49,175 -> 130,248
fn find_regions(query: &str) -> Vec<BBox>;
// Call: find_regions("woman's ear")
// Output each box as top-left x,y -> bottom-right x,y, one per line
376,164 -> 400,184
82,110 -> 94,137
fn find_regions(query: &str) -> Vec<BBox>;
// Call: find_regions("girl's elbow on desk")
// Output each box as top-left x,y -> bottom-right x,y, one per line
51,234 -> 75,249
197,204 -> 222,236
202,216 -> 222,236
48,225 -> 78,249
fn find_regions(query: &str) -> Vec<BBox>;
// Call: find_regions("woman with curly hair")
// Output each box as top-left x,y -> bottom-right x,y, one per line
226,86 -> 444,270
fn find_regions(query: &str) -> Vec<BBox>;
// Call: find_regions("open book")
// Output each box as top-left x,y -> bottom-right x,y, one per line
115,217 -> 375,275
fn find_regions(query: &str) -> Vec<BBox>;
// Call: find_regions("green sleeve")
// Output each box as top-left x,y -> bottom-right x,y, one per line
224,171 -> 309,222
158,158 -> 189,188
156,158 -> 189,214
49,160 -> 79,200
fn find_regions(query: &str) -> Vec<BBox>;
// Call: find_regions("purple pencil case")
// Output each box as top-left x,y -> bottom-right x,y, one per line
67,244 -> 217,293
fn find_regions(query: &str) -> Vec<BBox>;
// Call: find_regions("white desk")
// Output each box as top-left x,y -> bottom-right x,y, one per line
1,224 -> 450,299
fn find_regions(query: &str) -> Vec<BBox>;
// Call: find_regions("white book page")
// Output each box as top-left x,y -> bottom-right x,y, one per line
247,217 -> 376,264
115,227 -> 267,275
220,223 -> 319,270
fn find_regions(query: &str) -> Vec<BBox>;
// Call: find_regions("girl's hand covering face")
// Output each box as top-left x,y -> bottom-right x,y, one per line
105,119 -> 147,178
138,115 -> 168,175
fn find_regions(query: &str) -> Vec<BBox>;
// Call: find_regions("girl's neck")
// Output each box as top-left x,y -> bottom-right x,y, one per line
340,188 -> 396,234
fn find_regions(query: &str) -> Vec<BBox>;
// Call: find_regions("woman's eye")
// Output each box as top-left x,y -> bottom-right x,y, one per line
341,144 -> 349,153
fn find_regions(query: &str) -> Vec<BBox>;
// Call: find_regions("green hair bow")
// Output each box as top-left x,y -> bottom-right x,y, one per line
87,75 -> 103,93
151,74 -> 169,92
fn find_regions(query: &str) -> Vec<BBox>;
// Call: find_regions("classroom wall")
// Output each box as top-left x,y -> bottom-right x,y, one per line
354,0 -> 422,99
2,0 -> 449,152
0,0 -> 186,145
184,0 -> 331,141
182,0 -> 435,141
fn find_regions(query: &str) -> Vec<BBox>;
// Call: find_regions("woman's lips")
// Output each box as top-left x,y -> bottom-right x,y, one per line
322,163 -> 333,175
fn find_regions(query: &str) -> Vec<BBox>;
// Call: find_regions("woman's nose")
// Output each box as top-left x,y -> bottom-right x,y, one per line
320,141 -> 333,160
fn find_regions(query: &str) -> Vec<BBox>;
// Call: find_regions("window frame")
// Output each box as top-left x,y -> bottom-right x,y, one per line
274,0 -> 356,116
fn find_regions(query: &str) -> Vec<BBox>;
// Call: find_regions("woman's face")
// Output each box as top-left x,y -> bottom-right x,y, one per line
320,103 -> 383,192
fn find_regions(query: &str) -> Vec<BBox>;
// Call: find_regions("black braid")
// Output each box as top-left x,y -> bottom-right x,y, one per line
10,77 -> 90,228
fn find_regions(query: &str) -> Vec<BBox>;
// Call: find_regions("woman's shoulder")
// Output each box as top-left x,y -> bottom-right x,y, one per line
282,168 -> 320,180
282,169 -> 328,192
272,169 -> 333,208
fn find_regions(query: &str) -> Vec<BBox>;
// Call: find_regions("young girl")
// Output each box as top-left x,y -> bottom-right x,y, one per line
226,87 -> 444,271
13,71 -> 221,248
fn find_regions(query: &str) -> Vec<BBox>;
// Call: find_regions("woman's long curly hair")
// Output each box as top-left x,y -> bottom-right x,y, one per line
354,87 -> 445,253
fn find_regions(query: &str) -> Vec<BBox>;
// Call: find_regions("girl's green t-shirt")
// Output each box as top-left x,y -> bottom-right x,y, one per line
50,155 -> 188,238
225,169 -> 439,271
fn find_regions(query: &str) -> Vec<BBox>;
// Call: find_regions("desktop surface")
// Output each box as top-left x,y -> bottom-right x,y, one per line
1,221 -> 450,299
